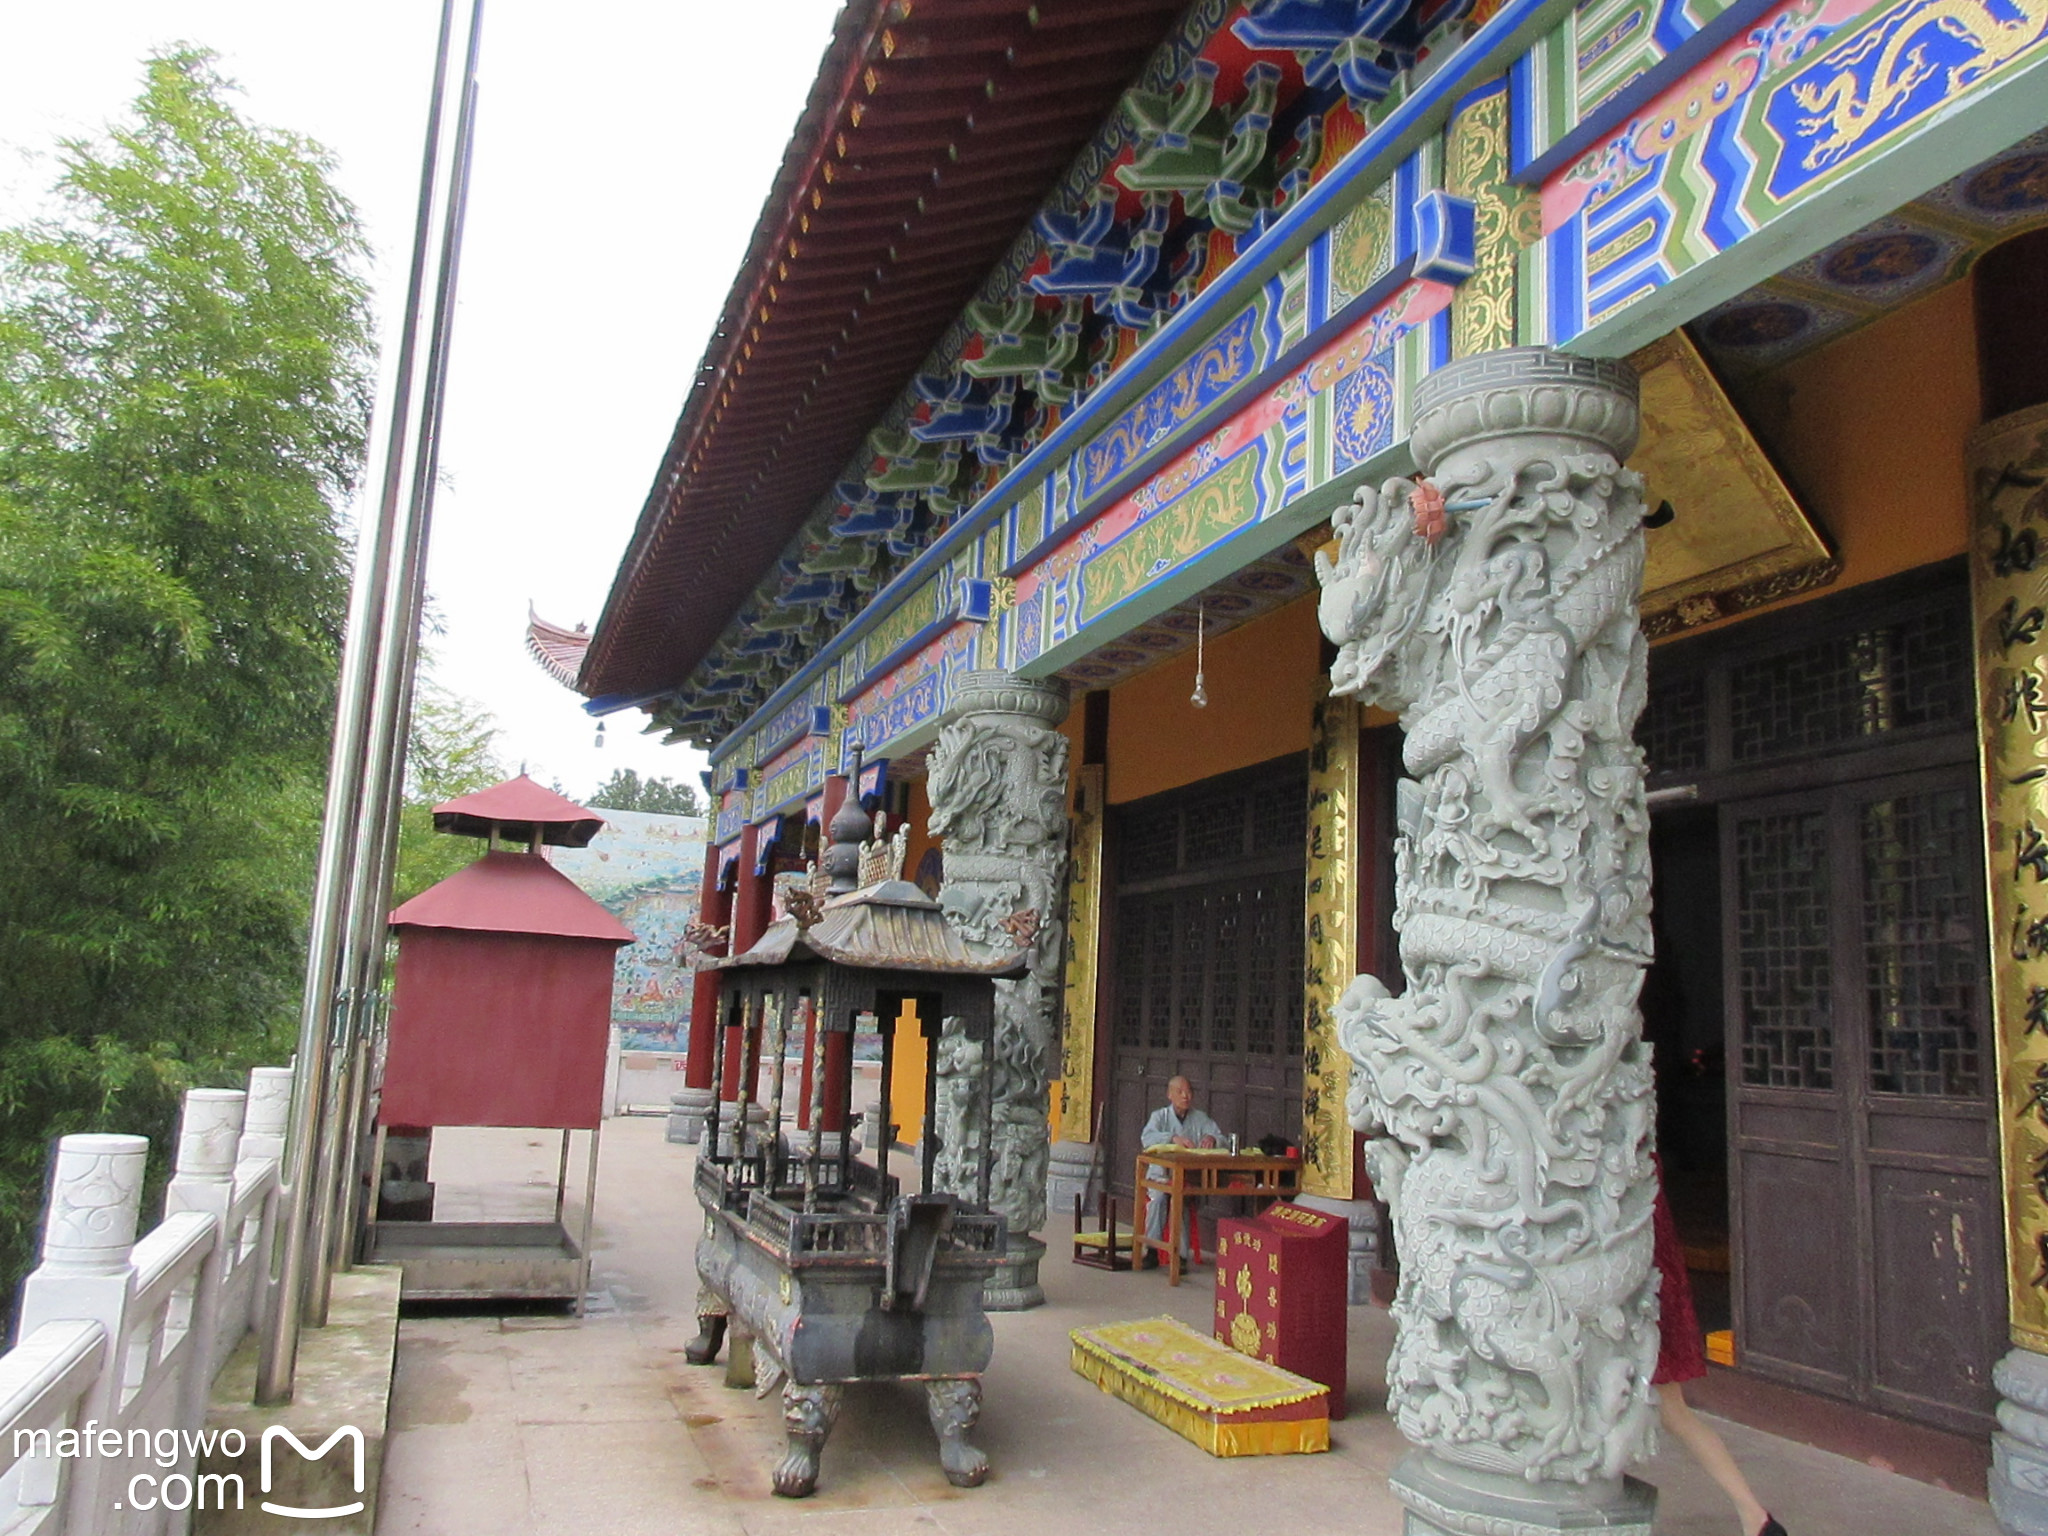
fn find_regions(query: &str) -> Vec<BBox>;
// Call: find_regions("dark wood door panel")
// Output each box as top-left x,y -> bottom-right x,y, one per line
1867,1165 -> 2001,1431
1737,1151 -> 1855,1391
1723,764 -> 1997,1431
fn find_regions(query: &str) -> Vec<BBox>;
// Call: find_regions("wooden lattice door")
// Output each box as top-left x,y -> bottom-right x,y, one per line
1724,766 -> 2001,1432
1105,758 -> 1306,1196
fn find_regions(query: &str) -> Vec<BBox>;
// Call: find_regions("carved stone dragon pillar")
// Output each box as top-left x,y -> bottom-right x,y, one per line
926,669 -> 1071,1310
1314,348 -> 1660,1535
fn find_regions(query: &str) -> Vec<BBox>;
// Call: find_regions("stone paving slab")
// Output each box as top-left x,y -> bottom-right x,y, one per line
373,1118 -> 1997,1536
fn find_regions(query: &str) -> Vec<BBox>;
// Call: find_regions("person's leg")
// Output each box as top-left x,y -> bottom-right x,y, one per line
1146,1189 -> 1167,1240
1659,1384 -> 1773,1536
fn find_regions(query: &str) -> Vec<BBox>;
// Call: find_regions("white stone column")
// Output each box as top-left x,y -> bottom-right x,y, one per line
1316,347 -> 1659,1534
926,669 -> 1071,1309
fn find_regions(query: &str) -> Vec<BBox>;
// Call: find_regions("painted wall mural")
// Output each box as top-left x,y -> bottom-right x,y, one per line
1695,127 -> 2048,372
1011,273 -> 1455,675
552,809 -> 709,1052
1531,0 -> 2048,343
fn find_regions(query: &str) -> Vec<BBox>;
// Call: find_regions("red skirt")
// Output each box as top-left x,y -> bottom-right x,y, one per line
1651,1166 -> 1707,1386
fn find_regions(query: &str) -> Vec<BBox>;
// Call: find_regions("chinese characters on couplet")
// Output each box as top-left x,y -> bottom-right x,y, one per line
1972,419 -> 2048,1338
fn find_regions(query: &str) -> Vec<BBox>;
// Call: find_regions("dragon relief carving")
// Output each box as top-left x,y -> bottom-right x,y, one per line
1314,351 -> 1661,1488
1789,0 -> 2048,170
925,673 -> 1071,1238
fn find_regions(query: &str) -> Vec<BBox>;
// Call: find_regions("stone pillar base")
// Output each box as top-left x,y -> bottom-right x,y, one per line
1292,1193 -> 1383,1306
981,1234 -> 1045,1311
1046,1141 -> 1097,1214
668,1086 -> 716,1146
1994,1347 -> 2048,1534
1390,1453 -> 1655,1536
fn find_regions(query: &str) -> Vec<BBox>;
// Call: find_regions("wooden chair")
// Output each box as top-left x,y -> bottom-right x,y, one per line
1071,1191 -> 1132,1271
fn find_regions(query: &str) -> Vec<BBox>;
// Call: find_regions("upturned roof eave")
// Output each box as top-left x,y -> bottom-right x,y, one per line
579,0 -> 890,703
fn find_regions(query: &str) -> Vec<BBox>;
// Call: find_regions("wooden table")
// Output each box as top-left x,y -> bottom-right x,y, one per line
1131,1148 -> 1301,1285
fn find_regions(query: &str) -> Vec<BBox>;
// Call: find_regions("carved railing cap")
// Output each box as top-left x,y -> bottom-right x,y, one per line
942,669 -> 1070,727
58,1132 -> 150,1156
1409,346 -> 1640,474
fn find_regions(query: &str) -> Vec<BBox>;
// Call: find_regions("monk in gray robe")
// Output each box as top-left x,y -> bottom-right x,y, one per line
1139,1075 -> 1226,1260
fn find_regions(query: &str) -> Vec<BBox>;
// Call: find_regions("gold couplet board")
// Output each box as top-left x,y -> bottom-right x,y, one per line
1970,402 -> 2048,1352
1059,763 -> 1106,1144
1302,690 -> 1358,1198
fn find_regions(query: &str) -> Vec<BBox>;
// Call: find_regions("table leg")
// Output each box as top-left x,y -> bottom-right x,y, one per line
1133,1157 -> 1147,1270
1167,1183 -> 1184,1286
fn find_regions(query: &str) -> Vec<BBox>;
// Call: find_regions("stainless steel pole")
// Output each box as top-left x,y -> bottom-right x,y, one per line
256,0 -> 466,1405
309,0 -> 486,1316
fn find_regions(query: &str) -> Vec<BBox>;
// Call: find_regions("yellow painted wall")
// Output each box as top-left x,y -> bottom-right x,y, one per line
1691,276 -> 1979,638
1105,593 -> 1323,804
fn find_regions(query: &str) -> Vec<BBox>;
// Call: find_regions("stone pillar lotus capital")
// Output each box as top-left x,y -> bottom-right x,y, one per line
939,670 -> 1070,731
1407,346 -> 1640,474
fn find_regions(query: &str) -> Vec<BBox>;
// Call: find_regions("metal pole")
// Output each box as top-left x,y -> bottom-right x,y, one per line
554,1130 -> 571,1227
575,1124 -> 601,1318
257,0 -> 468,1405
310,0 -> 486,1315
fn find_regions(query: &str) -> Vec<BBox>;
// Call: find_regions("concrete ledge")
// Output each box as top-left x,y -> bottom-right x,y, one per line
195,1266 -> 402,1535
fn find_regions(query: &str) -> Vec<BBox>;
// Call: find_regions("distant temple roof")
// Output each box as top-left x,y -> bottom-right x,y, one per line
525,605 -> 590,690
578,0 -> 1187,707
432,774 -> 606,847
389,850 -> 634,944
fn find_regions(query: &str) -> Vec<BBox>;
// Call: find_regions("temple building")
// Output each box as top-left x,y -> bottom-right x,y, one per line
566,1 -> 2048,1529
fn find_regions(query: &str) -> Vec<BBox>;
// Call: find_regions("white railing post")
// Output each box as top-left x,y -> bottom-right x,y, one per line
239,1068 -> 292,1166
166,1089 -> 244,1439
240,1067 -> 292,1349
17,1133 -> 147,1526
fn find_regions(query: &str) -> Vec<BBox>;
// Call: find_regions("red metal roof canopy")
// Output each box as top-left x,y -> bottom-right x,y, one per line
381,851 -> 633,1129
389,850 -> 635,943
432,774 -> 606,846
579,0 -> 1187,703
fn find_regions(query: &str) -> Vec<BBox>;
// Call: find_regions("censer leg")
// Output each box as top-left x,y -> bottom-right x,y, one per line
925,1377 -> 988,1488
773,1382 -> 842,1498
683,1312 -> 726,1366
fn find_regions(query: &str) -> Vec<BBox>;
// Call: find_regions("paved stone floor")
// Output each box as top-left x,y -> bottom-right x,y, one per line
374,1117 -> 1997,1536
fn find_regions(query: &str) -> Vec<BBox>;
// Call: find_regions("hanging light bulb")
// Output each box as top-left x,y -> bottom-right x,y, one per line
593,717 -> 606,750
1190,600 -> 1209,709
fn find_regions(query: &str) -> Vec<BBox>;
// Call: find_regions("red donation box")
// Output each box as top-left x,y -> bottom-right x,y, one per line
1215,1201 -> 1348,1416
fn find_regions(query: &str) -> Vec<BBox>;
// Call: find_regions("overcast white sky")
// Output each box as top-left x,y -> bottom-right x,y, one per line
0,0 -> 846,801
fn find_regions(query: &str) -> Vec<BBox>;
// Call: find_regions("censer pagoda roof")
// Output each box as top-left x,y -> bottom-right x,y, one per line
714,880 -> 1030,979
579,0 -> 1186,704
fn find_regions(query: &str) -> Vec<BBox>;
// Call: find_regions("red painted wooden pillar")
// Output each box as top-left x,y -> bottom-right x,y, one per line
682,841 -> 730,1093
796,777 -> 847,1130
721,821 -> 771,1100
820,1030 -> 853,1134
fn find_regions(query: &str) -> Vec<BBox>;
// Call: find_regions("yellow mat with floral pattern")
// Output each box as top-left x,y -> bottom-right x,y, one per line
1069,1316 -> 1329,1456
